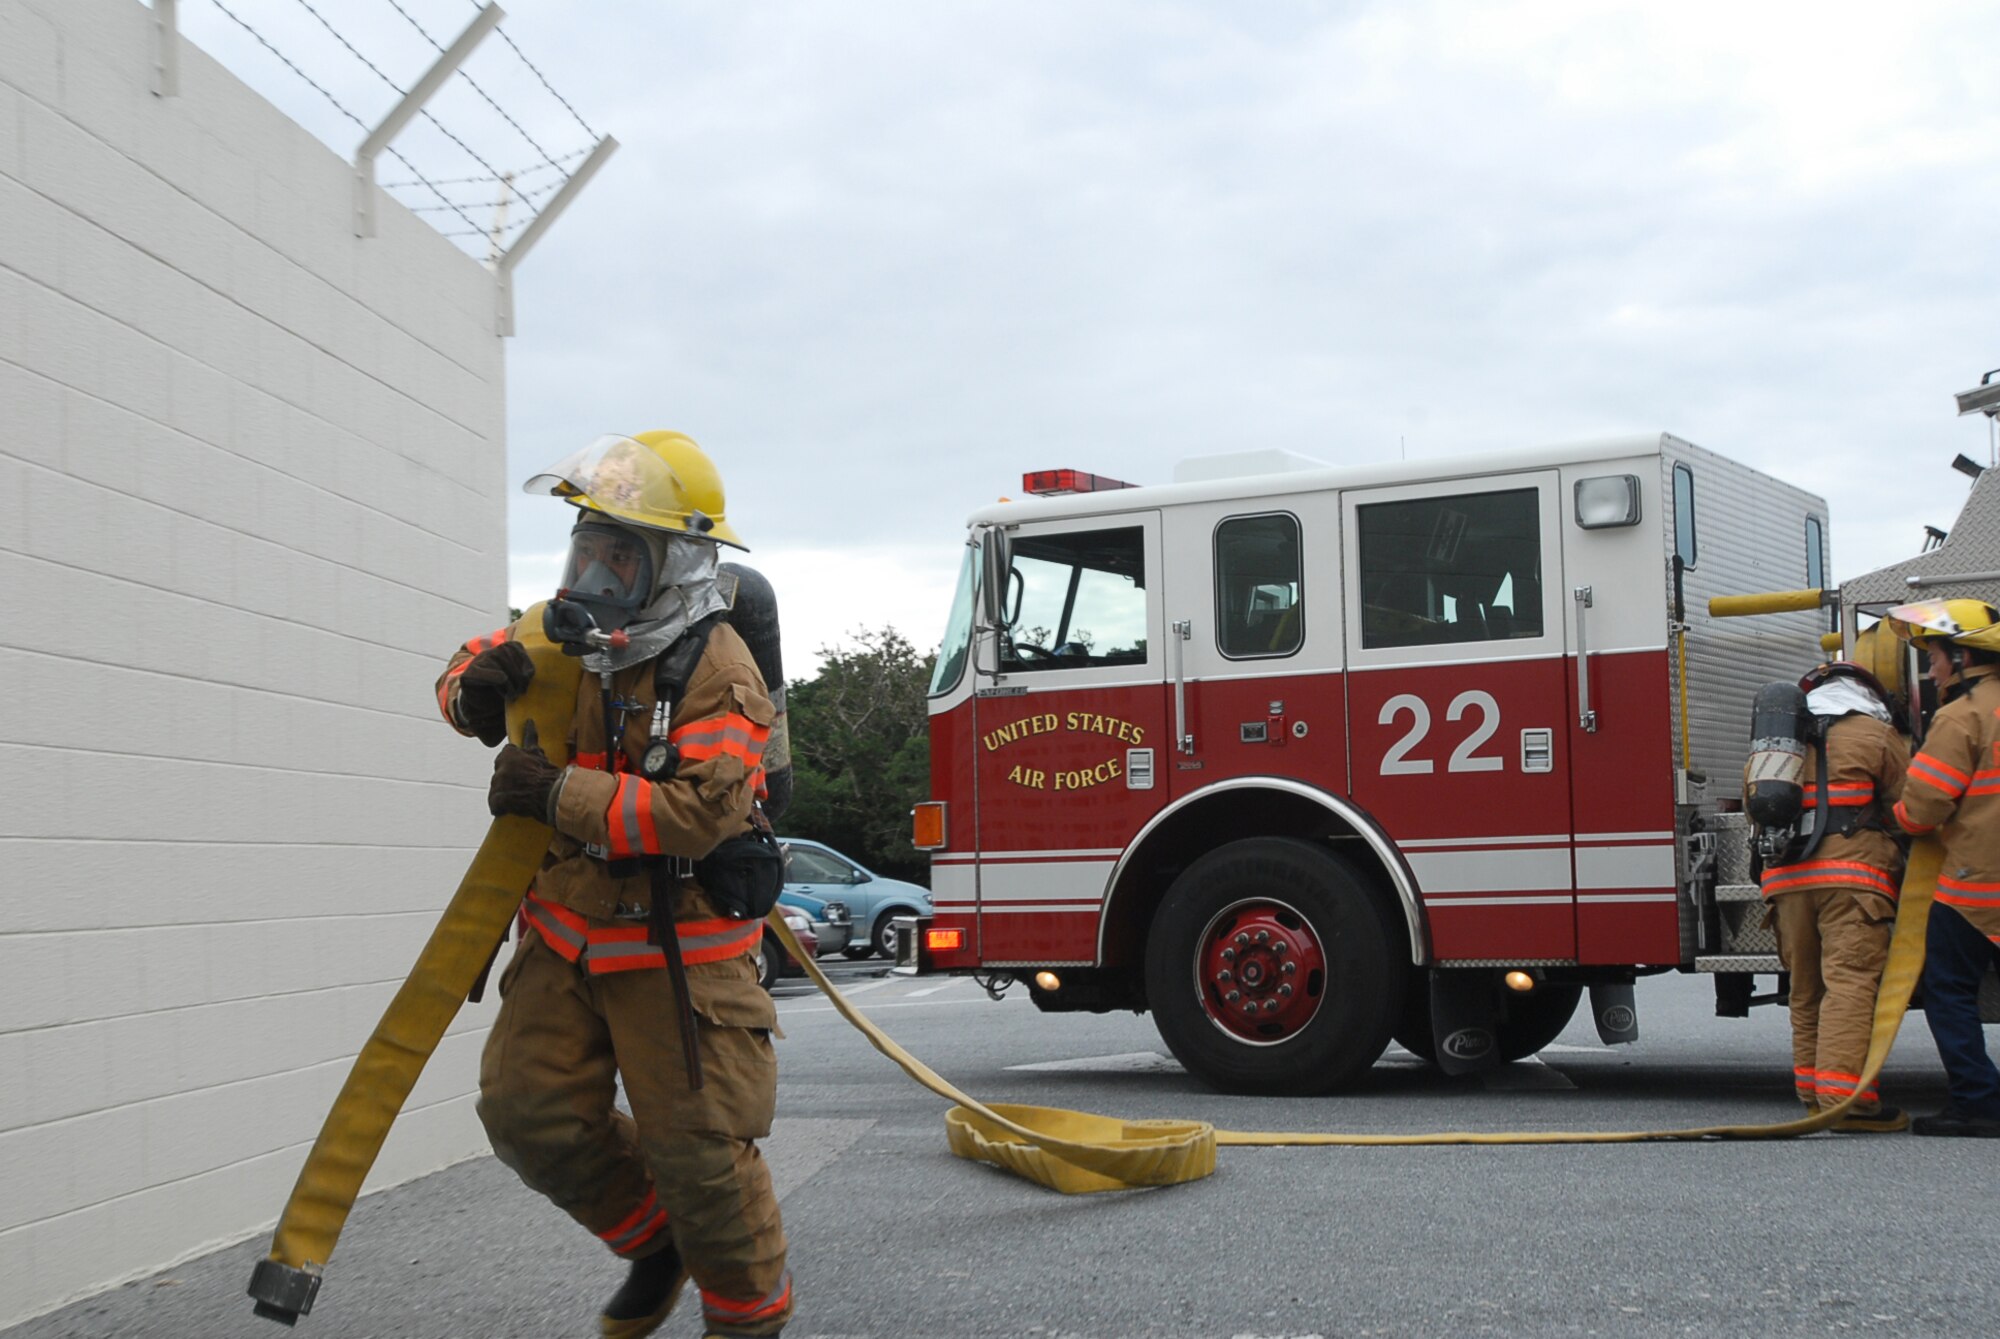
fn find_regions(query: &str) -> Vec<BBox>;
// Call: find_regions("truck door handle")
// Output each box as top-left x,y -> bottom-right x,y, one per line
1574,585 -> 1598,733
1172,619 -> 1194,754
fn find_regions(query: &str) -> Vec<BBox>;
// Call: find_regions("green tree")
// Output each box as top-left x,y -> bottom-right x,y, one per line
780,627 -> 934,885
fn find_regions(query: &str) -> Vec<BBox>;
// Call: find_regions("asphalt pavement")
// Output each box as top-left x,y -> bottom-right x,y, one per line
8,958 -> 1991,1339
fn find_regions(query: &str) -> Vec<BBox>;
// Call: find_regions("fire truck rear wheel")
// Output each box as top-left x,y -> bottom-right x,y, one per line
1144,836 -> 1405,1095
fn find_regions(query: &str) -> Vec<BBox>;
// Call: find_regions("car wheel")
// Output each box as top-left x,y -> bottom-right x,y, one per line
1144,836 -> 1405,1095
843,942 -> 876,961
757,934 -> 782,991
872,912 -> 903,961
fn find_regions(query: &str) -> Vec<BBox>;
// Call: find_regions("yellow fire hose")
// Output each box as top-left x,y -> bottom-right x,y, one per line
247,595 -> 1937,1319
247,608 -> 583,1323
771,839 -> 1939,1192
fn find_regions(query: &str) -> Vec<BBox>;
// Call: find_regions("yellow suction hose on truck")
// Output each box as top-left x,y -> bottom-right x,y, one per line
246,606 -> 581,1325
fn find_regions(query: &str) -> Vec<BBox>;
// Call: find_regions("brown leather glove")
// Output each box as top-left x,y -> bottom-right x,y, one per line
488,722 -> 564,823
457,640 -> 535,747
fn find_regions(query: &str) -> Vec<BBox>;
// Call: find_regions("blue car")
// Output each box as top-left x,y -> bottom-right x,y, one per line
780,838 -> 934,960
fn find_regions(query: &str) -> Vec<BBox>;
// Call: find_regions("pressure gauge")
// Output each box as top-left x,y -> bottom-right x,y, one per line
640,738 -> 679,781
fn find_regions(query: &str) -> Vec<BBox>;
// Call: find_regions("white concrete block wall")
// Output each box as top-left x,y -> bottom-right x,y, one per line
0,0 -> 515,1324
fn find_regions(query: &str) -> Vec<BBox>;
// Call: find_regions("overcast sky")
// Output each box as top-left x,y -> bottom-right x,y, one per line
184,0 -> 2000,677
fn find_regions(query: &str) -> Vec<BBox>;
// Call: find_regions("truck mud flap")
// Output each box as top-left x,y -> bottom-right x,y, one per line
1589,980 -> 1640,1045
1428,970 -> 1502,1076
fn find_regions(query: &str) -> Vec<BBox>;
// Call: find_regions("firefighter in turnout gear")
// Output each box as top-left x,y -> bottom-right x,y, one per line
439,432 -> 795,1336
1751,661 -> 1911,1129
1889,600 -> 2000,1138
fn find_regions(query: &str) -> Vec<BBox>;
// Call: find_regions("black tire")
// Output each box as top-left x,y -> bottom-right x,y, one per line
871,912 -> 901,961
842,943 -> 876,961
1391,977 -> 1584,1064
1495,983 -> 1583,1061
757,934 -> 782,991
1390,987 -> 1438,1063
1144,837 -> 1406,1095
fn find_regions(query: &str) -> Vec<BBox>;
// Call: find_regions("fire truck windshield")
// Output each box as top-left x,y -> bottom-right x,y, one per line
929,544 -> 979,696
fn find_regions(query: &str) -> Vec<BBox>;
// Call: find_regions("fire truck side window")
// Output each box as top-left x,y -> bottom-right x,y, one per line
1356,488 -> 1544,649
1672,462 -> 1698,569
1002,526 -> 1147,672
1215,513 -> 1303,658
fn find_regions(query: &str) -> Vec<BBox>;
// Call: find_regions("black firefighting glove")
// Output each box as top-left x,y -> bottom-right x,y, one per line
457,640 -> 536,747
488,722 -> 565,825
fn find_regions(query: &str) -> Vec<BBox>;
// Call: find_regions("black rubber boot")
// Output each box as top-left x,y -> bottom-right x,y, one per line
600,1246 -> 688,1338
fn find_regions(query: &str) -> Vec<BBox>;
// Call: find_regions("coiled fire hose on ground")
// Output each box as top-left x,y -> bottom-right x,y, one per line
247,598 -> 1938,1319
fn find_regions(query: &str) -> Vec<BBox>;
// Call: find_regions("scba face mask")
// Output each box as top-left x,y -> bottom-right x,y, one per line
559,520 -> 656,633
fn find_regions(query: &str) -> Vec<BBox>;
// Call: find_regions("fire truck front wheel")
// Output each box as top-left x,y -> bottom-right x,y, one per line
1144,837 -> 1405,1095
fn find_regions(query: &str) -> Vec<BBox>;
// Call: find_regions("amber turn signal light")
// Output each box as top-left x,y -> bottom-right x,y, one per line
911,801 -> 947,850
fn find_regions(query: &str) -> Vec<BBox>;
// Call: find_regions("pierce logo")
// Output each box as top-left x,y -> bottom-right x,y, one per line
1601,1005 -> 1636,1032
1440,1028 -> 1494,1061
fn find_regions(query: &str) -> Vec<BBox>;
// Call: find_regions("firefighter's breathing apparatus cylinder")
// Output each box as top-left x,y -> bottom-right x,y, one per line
1744,680 -> 1830,866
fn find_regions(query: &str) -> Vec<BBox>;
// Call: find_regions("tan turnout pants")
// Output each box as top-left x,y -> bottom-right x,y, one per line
477,928 -> 793,1336
1770,885 -> 1896,1114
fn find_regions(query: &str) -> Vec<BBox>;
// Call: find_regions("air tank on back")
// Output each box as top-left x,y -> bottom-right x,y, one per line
1745,681 -> 1811,862
721,562 -> 792,820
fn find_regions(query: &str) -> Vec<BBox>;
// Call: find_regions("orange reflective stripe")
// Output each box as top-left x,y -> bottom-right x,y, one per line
1760,860 -> 1898,898
1909,754 -> 1969,796
606,774 -> 665,858
701,1272 -> 792,1325
1893,800 -> 1936,835
524,895 -> 761,972
522,894 -> 589,962
677,918 -> 765,965
1936,876 -> 2000,907
1802,783 -> 1874,808
598,1188 -> 671,1256
669,712 -> 771,768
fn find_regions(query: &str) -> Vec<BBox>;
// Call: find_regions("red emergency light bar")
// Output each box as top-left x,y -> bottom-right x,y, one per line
1022,468 -> 1137,496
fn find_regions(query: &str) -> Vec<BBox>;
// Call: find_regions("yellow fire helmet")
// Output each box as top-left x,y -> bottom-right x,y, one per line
1883,599 -> 2000,645
1846,620 -> 1906,702
523,430 -> 747,549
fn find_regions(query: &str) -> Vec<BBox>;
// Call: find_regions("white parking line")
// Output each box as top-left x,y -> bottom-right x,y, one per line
781,997 -> 1002,1015
904,980 -> 959,998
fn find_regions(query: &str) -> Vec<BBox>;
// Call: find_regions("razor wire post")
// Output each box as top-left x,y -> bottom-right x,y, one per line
153,0 -> 180,96
353,2 -> 505,238
494,133 -> 617,336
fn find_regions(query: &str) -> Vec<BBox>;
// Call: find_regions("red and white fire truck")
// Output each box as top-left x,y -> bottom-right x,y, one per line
896,431 -> 2000,1095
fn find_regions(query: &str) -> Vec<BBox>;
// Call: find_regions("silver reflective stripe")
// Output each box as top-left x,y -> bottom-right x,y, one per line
676,923 -> 759,957
619,776 -> 646,850
704,1271 -> 791,1323
603,1206 -> 668,1254
527,906 -> 587,952
584,941 -> 665,968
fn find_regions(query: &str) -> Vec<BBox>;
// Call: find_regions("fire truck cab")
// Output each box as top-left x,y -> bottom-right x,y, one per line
908,434 -> 1832,1094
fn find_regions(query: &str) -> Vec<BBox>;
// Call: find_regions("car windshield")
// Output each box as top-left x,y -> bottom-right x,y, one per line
929,541 -> 978,695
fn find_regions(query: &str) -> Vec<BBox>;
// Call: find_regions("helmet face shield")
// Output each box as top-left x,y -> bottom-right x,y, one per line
558,520 -> 655,630
1886,599 -> 2000,644
523,432 -> 744,547
526,435 -> 689,525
